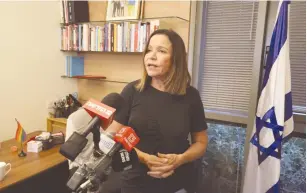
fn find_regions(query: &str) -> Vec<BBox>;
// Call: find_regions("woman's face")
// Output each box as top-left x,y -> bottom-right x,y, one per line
144,34 -> 173,79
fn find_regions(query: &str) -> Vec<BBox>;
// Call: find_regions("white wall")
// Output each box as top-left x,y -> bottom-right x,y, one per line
0,1 -> 77,141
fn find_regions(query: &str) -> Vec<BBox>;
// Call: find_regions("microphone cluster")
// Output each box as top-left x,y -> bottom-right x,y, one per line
59,93 -> 140,192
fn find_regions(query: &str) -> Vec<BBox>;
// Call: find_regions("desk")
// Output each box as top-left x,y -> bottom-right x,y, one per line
0,131 -> 69,193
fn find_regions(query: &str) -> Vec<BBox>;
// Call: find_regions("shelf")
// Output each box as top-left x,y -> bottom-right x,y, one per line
60,16 -> 189,26
60,16 -> 189,53
61,75 -> 106,80
61,75 -> 130,84
60,50 -> 143,54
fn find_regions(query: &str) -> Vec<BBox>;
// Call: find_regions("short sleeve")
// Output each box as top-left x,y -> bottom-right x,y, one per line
113,81 -> 136,125
191,89 -> 208,133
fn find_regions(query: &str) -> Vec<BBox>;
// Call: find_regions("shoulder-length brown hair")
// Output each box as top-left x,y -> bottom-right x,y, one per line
135,29 -> 191,95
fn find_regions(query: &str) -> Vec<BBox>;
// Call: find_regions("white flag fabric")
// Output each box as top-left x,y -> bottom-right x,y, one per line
242,0 -> 293,193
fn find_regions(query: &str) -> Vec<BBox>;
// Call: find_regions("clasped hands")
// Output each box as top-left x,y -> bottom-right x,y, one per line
143,153 -> 185,179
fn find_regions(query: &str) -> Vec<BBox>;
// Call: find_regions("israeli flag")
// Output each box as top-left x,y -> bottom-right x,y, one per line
242,1 -> 293,193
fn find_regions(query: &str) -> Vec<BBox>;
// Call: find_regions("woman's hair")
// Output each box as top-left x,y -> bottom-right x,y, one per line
135,29 -> 191,95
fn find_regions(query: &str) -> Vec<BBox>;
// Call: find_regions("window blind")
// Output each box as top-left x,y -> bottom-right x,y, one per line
200,1 -> 259,118
289,1 -> 306,113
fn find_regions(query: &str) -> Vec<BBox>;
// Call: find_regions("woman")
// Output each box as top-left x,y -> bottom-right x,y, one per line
106,29 -> 208,193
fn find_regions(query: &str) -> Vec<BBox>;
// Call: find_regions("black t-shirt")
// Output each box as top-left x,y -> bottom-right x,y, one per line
114,80 -> 207,193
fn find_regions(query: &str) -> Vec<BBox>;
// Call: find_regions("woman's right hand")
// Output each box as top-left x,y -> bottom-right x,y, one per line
143,153 -> 168,169
134,148 -> 168,167
144,154 -> 176,178
134,148 -> 174,178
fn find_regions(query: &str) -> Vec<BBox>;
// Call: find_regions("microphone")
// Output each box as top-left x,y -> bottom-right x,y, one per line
94,127 -> 139,177
114,126 -> 139,152
60,93 -> 125,161
66,130 -> 116,192
82,93 -> 125,136
111,148 -> 139,172
72,127 -> 140,192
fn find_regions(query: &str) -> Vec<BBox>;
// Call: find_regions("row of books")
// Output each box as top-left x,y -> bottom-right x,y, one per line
60,20 -> 160,52
65,56 -> 84,77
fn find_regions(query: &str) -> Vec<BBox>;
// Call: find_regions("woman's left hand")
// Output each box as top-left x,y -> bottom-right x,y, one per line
147,153 -> 186,179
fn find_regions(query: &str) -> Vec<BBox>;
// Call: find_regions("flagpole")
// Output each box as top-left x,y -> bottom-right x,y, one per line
241,2 -> 268,193
15,118 -> 27,157
18,140 -> 27,157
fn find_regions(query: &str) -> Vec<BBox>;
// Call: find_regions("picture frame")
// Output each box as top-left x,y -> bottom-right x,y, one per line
106,0 -> 143,21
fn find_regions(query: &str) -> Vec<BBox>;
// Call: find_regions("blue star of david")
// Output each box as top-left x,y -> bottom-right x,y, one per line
250,107 -> 284,165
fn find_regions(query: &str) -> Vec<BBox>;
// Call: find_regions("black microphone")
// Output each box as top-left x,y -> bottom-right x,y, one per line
111,148 -> 139,172
69,135 -> 119,192
73,127 -> 140,193
60,93 -> 125,161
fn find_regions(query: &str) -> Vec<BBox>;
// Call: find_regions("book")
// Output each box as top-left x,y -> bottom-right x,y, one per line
61,0 -> 89,24
65,56 -> 84,77
60,20 -> 160,52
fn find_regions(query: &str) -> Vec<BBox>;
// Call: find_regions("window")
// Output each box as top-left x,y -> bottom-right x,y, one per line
199,1 -> 259,124
289,1 -> 306,114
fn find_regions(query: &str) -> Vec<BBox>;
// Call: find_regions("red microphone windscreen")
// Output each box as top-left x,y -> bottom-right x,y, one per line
83,93 -> 125,128
114,127 -> 140,152
83,98 -> 116,123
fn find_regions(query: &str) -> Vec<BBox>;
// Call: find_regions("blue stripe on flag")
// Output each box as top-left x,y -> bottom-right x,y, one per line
262,0 -> 290,91
284,92 -> 293,121
21,129 -> 27,142
266,181 -> 280,193
251,107 -> 284,164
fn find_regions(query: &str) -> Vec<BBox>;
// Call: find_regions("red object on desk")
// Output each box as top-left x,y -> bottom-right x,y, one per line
26,136 -> 36,143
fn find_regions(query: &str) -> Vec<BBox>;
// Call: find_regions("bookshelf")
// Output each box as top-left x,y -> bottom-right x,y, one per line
61,75 -> 106,80
60,1 -> 191,102
61,75 -> 130,84
60,16 -> 188,53
60,50 -> 142,54
60,16 -> 188,26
